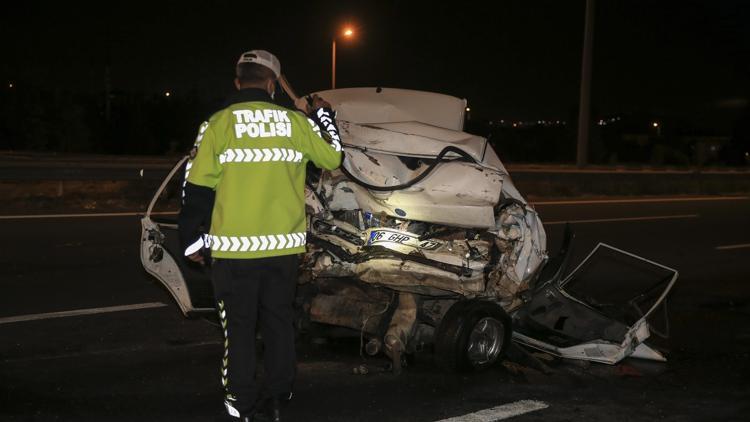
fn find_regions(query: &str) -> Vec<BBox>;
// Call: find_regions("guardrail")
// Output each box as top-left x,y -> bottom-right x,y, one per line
2,153 -> 749,201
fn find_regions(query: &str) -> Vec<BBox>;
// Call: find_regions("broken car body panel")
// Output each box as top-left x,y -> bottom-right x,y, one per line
312,87 -> 468,131
140,87 -> 676,368
512,242 -> 677,364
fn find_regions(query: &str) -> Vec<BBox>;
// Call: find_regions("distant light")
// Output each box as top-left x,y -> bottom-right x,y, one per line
343,27 -> 354,37
500,120 -> 505,124
652,122 -> 659,127
165,91 -> 171,97
465,107 -> 471,112
8,83 -> 13,88
512,123 -> 517,128
745,152 -> 749,157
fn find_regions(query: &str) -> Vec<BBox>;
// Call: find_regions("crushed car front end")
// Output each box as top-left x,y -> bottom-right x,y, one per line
141,87 -> 676,372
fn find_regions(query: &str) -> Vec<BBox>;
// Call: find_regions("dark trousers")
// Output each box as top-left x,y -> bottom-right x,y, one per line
212,254 -> 299,417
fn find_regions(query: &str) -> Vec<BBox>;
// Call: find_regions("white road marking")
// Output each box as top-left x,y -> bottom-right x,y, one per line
510,168 -> 750,175
435,400 -> 549,422
532,196 -> 748,206
715,243 -> 750,251
3,340 -> 222,363
545,214 -> 698,225
0,211 -> 178,220
0,302 -> 167,325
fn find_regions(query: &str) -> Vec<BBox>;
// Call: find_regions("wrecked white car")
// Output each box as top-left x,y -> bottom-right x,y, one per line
141,87 -> 677,372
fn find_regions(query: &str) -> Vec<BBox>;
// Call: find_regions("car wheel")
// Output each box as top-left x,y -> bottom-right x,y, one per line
435,300 -> 512,372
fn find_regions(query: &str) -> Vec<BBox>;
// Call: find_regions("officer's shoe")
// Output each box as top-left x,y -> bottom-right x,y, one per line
254,398 -> 281,422
255,393 -> 291,422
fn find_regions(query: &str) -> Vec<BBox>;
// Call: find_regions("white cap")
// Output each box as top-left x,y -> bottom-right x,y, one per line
237,50 -> 281,79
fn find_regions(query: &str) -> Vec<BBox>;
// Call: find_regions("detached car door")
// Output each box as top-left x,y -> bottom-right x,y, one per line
513,237 -> 677,364
140,156 -> 215,316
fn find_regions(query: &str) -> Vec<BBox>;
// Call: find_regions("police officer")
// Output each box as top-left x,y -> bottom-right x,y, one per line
179,50 -> 343,421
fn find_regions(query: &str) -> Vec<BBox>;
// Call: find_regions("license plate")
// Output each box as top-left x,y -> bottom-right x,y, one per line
366,229 -> 441,251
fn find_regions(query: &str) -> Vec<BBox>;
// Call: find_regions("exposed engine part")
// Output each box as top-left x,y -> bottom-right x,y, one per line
384,293 -> 418,359
308,278 -> 393,334
359,292 -> 394,358
365,338 -> 382,356
313,219 -> 364,246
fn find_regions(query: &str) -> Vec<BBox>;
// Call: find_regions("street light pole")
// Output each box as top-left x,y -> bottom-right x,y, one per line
576,0 -> 595,167
332,39 -> 337,89
331,27 -> 354,90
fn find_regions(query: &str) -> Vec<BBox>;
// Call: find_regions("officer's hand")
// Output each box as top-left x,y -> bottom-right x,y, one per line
187,251 -> 205,265
306,95 -> 331,114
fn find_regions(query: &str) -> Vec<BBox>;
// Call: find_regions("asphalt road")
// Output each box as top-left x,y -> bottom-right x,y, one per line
1,196 -> 749,421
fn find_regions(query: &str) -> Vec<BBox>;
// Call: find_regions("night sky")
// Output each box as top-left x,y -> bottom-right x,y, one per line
2,1 -> 748,130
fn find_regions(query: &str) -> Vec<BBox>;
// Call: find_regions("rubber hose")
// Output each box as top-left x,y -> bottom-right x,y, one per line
340,146 -> 478,192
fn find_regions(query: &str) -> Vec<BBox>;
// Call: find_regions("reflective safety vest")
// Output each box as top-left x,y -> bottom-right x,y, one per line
186,89 -> 342,259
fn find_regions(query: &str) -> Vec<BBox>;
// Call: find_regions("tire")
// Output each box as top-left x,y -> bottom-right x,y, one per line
434,300 -> 512,372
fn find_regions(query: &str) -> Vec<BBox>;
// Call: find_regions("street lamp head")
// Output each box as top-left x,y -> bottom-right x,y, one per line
652,122 -> 659,128
332,26 -> 356,89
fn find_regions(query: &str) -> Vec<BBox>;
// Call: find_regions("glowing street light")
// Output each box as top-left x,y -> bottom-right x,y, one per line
165,91 -> 171,97
332,26 -> 355,89
652,121 -> 661,136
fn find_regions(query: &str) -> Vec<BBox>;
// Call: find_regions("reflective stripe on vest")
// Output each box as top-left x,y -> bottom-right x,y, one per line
315,108 -> 342,152
219,148 -> 303,164
207,232 -> 306,252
